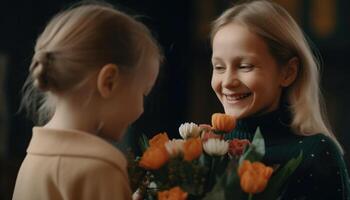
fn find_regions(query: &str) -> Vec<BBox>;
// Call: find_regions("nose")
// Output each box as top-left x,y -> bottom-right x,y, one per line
222,70 -> 240,88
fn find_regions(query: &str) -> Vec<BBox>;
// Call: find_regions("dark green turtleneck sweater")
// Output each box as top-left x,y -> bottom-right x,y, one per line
224,108 -> 350,200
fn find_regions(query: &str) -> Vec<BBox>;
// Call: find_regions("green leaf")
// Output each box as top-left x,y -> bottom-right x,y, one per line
139,134 -> 150,153
224,161 -> 246,200
257,151 -> 303,200
215,156 -> 230,180
199,153 -> 210,167
202,173 -> 226,200
251,127 -> 265,154
204,159 -> 246,200
239,127 -> 265,164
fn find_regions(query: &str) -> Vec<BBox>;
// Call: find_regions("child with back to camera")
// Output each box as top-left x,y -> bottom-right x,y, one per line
13,2 -> 162,200
210,0 -> 350,199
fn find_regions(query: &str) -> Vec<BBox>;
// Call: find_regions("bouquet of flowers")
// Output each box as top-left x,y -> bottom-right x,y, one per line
127,113 -> 302,200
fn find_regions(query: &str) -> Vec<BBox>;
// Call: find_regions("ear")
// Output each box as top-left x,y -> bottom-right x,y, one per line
97,64 -> 120,98
280,57 -> 298,87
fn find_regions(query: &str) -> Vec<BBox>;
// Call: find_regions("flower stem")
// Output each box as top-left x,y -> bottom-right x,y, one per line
211,157 -> 216,174
207,156 -> 218,191
248,193 -> 253,200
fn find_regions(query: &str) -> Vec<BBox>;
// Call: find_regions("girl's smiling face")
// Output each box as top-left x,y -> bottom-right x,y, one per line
211,23 -> 286,119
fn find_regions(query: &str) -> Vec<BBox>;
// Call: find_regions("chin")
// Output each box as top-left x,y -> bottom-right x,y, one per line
112,127 -> 127,141
118,129 -> 128,140
224,107 -> 250,119
102,126 -> 124,141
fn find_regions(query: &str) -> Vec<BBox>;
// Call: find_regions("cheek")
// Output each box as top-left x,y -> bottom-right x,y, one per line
241,72 -> 269,92
253,80 -> 282,104
239,75 -> 259,92
137,97 -> 144,115
134,91 -> 145,117
211,75 -> 220,92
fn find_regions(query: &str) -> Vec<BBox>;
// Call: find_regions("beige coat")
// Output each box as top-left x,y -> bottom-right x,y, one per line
13,127 -> 132,200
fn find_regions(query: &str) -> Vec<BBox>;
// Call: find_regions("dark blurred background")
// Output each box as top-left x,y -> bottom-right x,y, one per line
0,0 -> 349,199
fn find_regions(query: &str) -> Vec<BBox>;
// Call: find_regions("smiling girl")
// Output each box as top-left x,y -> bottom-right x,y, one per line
210,0 -> 350,199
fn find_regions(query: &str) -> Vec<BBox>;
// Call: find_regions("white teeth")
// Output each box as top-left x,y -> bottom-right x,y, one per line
225,93 -> 251,101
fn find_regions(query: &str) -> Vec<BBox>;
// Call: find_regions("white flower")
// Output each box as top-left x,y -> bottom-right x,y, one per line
179,122 -> 201,139
165,139 -> 185,157
203,139 -> 229,156
132,189 -> 142,200
149,182 -> 157,189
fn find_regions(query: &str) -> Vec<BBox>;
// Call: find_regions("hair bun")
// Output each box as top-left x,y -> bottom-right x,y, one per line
29,51 -> 53,91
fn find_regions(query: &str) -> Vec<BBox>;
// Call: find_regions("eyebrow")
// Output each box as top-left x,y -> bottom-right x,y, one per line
212,55 -> 258,62
211,57 -> 222,62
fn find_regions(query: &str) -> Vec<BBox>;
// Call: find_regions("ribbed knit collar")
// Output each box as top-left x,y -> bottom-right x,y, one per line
225,106 -> 296,146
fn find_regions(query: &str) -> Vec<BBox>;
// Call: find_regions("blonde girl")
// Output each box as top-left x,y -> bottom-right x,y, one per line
210,0 -> 350,199
13,2 -> 161,200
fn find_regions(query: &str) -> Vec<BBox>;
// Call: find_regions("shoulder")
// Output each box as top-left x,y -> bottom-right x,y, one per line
58,155 -> 129,182
298,133 -> 349,179
290,133 -> 349,180
296,133 -> 344,165
301,134 -> 350,198
57,156 -> 131,199
300,133 -> 342,157
57,157 -> 128,189
30,127 -> 129,175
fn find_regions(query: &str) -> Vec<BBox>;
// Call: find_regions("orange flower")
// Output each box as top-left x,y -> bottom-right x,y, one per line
211,113 -> 236,132
228,139 -> 250,157
149,132 -> 170,148
139,146 -> 169,170
158,186 -> 188,200
238,160 -> 252,177
183,138 -> 203,161
238,160 -> 273,194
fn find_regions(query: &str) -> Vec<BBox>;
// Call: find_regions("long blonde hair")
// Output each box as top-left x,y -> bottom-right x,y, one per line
21,2 -> 162,124
210,0 -> 343,152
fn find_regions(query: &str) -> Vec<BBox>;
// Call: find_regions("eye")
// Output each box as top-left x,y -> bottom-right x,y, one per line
213,64 -> 226,72
239,63 -> 254,72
